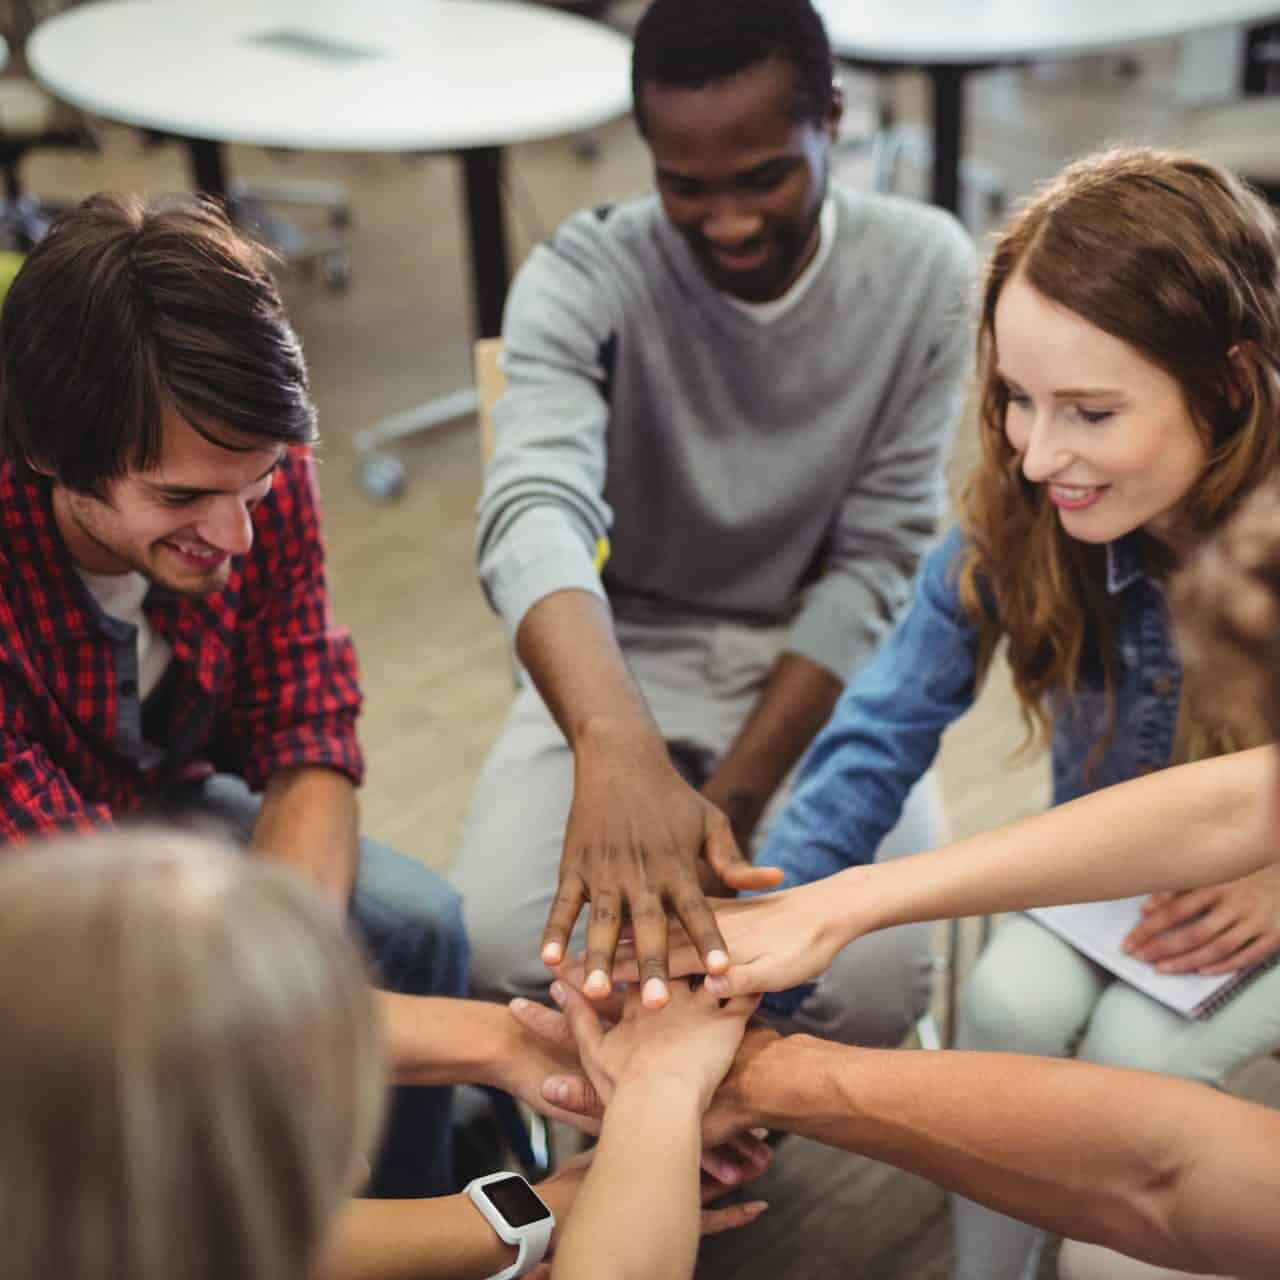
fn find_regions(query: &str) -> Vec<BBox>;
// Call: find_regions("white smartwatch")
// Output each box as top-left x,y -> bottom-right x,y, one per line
465,1171 -> 555,1279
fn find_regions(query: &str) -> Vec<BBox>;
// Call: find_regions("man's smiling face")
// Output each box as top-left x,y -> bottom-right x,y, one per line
51,403 -> 285,597
643,58 -> 840,304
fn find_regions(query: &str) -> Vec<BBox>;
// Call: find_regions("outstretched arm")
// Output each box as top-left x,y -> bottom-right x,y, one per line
715,1029 -> 1280,1280
635,746 -> 1278,999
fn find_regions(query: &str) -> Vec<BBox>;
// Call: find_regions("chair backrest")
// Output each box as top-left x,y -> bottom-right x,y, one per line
473,337 -> 504,468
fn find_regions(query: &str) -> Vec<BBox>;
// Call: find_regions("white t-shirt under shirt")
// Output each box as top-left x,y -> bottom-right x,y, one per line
77,569 -> 173,701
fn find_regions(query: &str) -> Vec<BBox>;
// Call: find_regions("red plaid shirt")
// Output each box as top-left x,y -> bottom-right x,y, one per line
0,451 -> 364,842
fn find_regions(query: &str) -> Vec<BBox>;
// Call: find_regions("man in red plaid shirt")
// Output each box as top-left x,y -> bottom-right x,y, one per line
0,193 -> 473,1198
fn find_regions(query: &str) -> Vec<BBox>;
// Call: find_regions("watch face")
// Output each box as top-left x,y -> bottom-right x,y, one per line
480,1175 -> 552,1228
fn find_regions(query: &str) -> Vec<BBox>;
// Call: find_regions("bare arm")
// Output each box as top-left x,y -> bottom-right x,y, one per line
677,748 -> 1278,998
701,652 -> 842,854
316,1164 -> 589,1280
720,1030 -> 1280,1280
252,765 -> 359,906
520,589 -> 779,1007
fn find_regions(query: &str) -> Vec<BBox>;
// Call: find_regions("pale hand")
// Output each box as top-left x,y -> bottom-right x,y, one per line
508,991 -> 773,1181
1124,861 -> 1280,975
604,877 -> 848,1000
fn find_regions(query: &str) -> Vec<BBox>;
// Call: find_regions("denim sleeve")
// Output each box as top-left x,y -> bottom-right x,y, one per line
761,524 -> 980,888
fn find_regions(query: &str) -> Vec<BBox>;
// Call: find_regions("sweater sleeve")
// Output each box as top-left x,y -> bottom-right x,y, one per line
786,214 -> 976,681
762,526 -> 980,887
475,225 -> 618,641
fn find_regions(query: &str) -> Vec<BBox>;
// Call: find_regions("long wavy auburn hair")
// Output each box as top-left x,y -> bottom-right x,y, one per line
957,146 -> 1280,750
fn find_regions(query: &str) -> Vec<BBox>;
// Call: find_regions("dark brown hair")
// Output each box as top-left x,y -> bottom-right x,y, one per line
0,192 -> 317,498
956,147 -> 1280,749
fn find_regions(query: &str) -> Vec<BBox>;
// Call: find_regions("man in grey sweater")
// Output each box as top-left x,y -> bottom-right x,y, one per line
451,0 -> 976,1044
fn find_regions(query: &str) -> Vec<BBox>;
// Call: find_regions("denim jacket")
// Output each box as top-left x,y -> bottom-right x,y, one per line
762,522 -> 1184,892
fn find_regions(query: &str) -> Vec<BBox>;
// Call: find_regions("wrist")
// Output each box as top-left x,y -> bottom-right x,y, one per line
716,1026 -> 809,1131
611,1070 -> 709,1118
572,714 -> 667,761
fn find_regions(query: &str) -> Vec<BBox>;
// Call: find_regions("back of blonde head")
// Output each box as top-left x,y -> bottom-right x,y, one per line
0,829 -> 385,1280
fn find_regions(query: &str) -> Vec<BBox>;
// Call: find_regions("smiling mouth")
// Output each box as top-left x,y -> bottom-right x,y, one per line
708,242 -> 772,273
1047,483 -> 1107,511
163,539 -> 228,568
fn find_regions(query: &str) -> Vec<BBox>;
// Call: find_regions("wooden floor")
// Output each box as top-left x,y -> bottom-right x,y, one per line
17,27 -> 1280,1277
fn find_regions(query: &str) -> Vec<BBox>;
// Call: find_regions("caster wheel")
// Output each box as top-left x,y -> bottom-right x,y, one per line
360,453 -> 406,501
323,251 -> 352,290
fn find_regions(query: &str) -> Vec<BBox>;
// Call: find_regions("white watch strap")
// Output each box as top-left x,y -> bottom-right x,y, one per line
493,1217 -> 553,1280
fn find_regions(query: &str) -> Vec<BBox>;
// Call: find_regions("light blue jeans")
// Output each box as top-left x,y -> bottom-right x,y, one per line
163,774 -> 470,1199
952,914 -> 1280,1280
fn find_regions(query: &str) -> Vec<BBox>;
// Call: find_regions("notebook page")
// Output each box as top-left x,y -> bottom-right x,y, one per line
1027,896 -> 1237,1018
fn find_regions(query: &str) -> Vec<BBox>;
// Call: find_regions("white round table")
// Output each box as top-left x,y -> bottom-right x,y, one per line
816,0 -> 1280,213
29,0 -> 633,335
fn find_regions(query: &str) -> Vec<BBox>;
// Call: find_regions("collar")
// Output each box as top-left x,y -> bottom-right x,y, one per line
1105,535 -> 1146,595
0,462 -> 105,642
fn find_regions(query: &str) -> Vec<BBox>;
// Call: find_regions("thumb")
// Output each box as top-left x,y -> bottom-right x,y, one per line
704,958 -> 776,1000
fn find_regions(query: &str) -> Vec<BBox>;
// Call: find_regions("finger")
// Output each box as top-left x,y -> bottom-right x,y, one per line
551,979 -> 606,1062
541,1071 -> 603,1118
629,890 -> 671,1009
668,873 -> 735,976
727,1132 -> 774,1178
583,887 -> 624,1000
699,1145 -> 744,1185
704,955 -> 778,999
1141,891 -> 1177,914
508,997 -> 575,1048
1124,890 -> 1217,952
719,863 -> 785,892
550,952 -> 589,993
542,875 -> 587,968
1132,907 -> 1232,966
700,1202 -> 769,1236
1199,933 -> 1280,975
1156,923 -> 1259,974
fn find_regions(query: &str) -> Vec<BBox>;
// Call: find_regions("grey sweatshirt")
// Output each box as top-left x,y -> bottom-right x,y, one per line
477,186 -> 975,681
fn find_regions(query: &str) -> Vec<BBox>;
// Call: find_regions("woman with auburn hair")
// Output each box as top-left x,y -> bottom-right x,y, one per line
602,146 -> 1280,1280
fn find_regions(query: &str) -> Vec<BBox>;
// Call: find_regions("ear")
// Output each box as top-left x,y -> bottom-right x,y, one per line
826,79 -> 845,142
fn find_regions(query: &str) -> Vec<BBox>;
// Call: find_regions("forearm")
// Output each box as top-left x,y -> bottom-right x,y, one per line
730,1036 -> 1280,1278
815,748 -> 1276,949
553,1076 -> 704,1280
251,765 -> 359,904
516,590 -> 664,757
315,1194 -> 518,1280
378,994 -> 511,1088
704,652 -> 842,838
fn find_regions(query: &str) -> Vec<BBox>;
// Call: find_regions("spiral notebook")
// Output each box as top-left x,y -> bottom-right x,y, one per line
1027,896 -> 1278,1020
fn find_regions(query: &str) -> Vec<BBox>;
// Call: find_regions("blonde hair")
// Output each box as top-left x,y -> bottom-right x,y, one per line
957,147 -> 1280,753
0,829 -> 385,1280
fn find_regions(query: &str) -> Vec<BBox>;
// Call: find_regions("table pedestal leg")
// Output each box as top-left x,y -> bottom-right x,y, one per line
184,138 -> 228,200
459,146 -> 510,339
929,66 -> 964,216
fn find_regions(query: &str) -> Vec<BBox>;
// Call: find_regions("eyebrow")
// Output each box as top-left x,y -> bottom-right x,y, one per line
145,454 -> 284,500
996,371 -> 1126,399
656,155 -> 799,185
